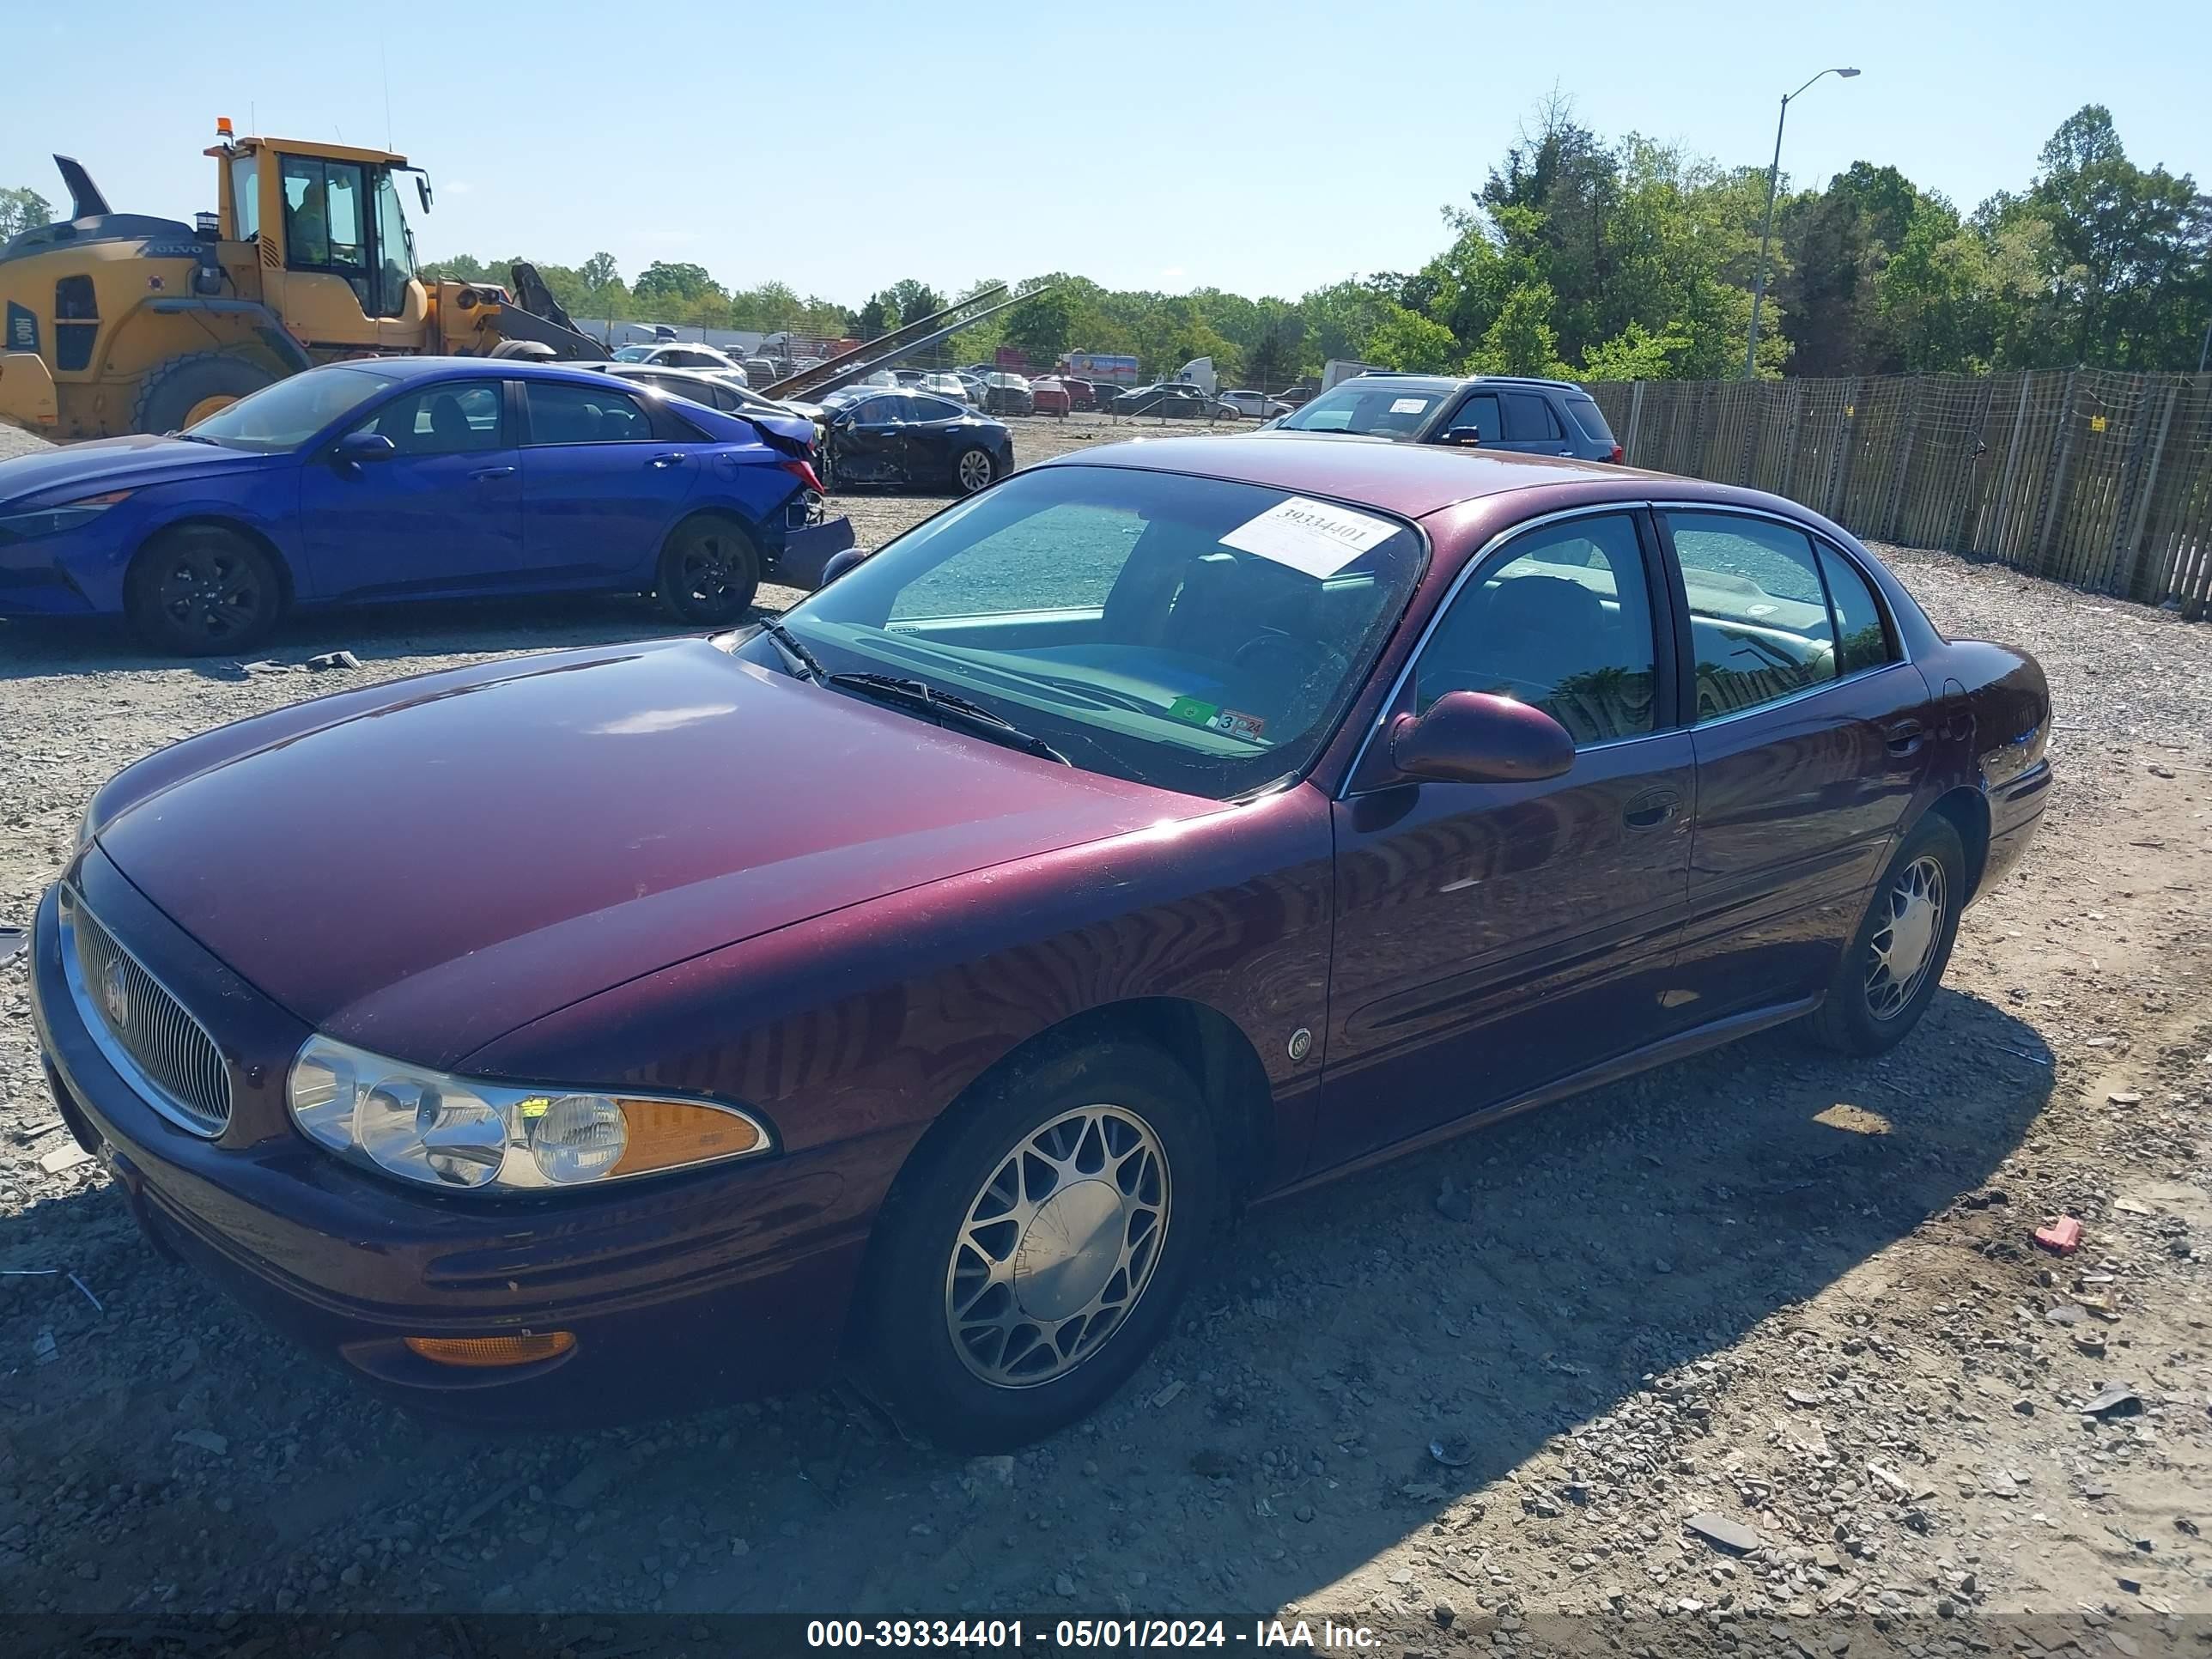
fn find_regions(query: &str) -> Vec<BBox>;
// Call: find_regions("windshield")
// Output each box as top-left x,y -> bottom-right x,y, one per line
759,465 -> 1425,799
611,344 -> 653,362
182,366 -> 397,450
1279,380 -> 1449,441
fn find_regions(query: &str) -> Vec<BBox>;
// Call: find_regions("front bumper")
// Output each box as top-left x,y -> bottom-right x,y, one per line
28,857 -> 867,1426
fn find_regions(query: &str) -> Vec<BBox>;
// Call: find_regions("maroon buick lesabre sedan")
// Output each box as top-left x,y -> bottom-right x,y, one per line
31,435 -> 2051,1449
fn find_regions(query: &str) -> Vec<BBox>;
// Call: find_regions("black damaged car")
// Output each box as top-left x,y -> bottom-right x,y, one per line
818,388 -> 1017,495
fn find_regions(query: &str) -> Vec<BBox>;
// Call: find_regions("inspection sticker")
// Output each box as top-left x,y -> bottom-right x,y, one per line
1219,495 -> 1399,580
1389,397 -> 1430,414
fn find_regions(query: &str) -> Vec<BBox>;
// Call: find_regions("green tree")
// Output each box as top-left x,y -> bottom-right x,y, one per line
633,261 -> 723,306
1004,283 -> 1080,365
1364,303 -> 1460,371
886,279 -> 945,324
1579,319 -> 1690,380
0,185 -> 52,243
1465,283 -> 1570,376
856,292 -> 900,339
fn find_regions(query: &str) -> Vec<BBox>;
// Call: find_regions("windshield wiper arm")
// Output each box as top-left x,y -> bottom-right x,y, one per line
827,672 -> 1070,765
169,433 -> 224,446
757,617 -> 823,681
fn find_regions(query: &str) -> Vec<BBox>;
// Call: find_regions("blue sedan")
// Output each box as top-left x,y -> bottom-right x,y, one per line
0,358 -> 854,655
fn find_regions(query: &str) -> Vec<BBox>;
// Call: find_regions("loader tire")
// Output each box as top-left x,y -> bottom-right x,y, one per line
131,353 -> 278,435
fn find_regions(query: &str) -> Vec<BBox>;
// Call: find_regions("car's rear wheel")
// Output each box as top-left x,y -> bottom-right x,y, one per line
125,525 -> 283,657
1806,812 -> 1965,1055
953,447 -> 996,495
654,514 -> 761,625
857,1039 -> 1218,1451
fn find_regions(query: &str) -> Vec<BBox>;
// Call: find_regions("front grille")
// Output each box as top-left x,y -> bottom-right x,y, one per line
63,887 -> 233,1137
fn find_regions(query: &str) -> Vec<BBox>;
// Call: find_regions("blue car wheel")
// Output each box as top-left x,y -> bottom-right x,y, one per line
655,513 -> 762,626
125,525 -> 284,657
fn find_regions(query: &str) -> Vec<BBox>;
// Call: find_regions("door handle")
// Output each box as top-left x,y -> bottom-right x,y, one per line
649,453 -> 687,468
1622,787 -> 1680,830
1884,720 -> 1924,757
469,465 -> 516,480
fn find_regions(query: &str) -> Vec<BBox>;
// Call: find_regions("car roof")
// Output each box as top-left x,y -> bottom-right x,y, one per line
337,356 -> 660,389
1043,432 -> 1762,520
1330,372 -> 1587,395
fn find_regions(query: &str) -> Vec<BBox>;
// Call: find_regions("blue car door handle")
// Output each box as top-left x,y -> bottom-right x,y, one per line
649,453 -> 687,469
470,465 -> 516,481
1622,787 -> 1680,830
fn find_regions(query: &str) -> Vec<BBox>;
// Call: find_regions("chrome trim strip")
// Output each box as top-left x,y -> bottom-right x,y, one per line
58,886 -> 232,1139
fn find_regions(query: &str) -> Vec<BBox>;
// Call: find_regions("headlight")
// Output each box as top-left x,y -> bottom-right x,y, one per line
0,489 -> 135,540
286,1035 -> 770,1194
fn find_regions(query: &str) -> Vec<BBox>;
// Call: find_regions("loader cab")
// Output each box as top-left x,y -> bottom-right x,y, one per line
211,134 -> 431,352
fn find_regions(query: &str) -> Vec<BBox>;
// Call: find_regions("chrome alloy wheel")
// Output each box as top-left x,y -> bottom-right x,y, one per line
944,1104 -> 1170,1389
1865,854 -> 1946,1020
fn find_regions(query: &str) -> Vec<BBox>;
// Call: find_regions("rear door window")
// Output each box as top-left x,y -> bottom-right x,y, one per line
523,381 -> 659,444
1503,391 -> 1564,441
1666,511 -> 1840,719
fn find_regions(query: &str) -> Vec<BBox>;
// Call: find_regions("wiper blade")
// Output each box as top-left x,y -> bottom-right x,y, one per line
827,672 -> 1070,765
757,617 -> 823,681
169,433 -> 224,446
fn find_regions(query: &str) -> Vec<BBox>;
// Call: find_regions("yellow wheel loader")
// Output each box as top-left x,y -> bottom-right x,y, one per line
0,120 -> 606,441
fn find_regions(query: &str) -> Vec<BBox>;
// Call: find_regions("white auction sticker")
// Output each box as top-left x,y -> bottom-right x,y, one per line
1219,495 -> 1401,580
1389,397 -> 1430,414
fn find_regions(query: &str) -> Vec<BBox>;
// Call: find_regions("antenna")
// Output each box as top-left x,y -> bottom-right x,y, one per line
381,42 -> 392,149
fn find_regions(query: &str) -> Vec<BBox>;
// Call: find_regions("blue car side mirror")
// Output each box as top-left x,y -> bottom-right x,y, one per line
331,431 -> 397,467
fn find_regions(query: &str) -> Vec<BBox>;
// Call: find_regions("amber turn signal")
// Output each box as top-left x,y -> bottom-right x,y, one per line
610,1097 -> 763,1177
404,1331 -> 575,1369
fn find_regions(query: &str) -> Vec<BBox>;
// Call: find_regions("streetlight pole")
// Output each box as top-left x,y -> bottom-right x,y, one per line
1744,66 -> 1860,380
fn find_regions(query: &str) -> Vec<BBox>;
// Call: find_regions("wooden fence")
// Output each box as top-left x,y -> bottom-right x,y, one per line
1583,369 -> 2212,617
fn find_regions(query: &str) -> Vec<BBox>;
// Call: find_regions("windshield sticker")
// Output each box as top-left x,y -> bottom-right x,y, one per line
1389,397 -> 1431,414
1167,696 -> 1267,742
1219,495 -> 1400,580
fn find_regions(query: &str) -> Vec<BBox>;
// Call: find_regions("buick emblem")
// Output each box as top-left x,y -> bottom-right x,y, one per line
100,953 -> 130,1029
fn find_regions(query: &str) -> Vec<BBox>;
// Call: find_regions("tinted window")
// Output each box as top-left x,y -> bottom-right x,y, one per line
777,465 -> 1425,800
912,397 -> 966,422
1503,391 -> 1563,441
1667,512 -> 1838,720
353,380 -> 504,453
1415,513 -> 1658,744
1448,392 -> 1503,442
1565,393 -> 1615,444
1820,547 -> 1895,677
851,397 -> 900,423
523,381 -> 657,444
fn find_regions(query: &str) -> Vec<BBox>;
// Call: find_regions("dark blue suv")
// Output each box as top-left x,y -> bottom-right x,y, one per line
1267,373 -> 1623,461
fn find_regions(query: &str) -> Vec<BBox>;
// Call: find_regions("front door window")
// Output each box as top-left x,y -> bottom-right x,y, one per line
281,156 -> 370,308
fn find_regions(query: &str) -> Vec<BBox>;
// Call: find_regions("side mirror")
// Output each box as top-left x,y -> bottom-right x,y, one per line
331,431 -> 396,467
1443,426 -> 1484,447
819,546 -> 872,586
1390,690 -> 1572,785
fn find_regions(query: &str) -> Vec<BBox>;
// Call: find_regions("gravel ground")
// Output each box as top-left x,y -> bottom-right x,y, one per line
2,413 -> 2209,1648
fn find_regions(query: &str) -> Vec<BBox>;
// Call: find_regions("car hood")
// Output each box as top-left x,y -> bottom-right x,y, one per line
0,434 -> 273,507
95,637 -> 1212,1070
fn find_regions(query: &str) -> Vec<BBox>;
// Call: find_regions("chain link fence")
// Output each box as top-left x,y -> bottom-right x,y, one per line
1586,369 -> 2212,617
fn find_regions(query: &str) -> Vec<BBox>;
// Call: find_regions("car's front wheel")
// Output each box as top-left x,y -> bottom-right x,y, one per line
1807,812 -> 1965,1055
654,514 -> 761,626
953,447 -> 997,495
125,525 -> 284,656
857,1039 -> 1218,1451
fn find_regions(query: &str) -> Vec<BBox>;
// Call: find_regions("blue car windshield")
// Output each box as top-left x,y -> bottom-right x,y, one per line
184,366 -> 398,451
765,465 -> 1426,799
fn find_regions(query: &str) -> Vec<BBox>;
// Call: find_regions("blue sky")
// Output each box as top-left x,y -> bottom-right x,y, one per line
8,0 -> 2207,305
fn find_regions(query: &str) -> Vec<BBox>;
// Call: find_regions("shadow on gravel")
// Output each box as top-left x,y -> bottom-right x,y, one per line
0,987 -> 2055,1616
